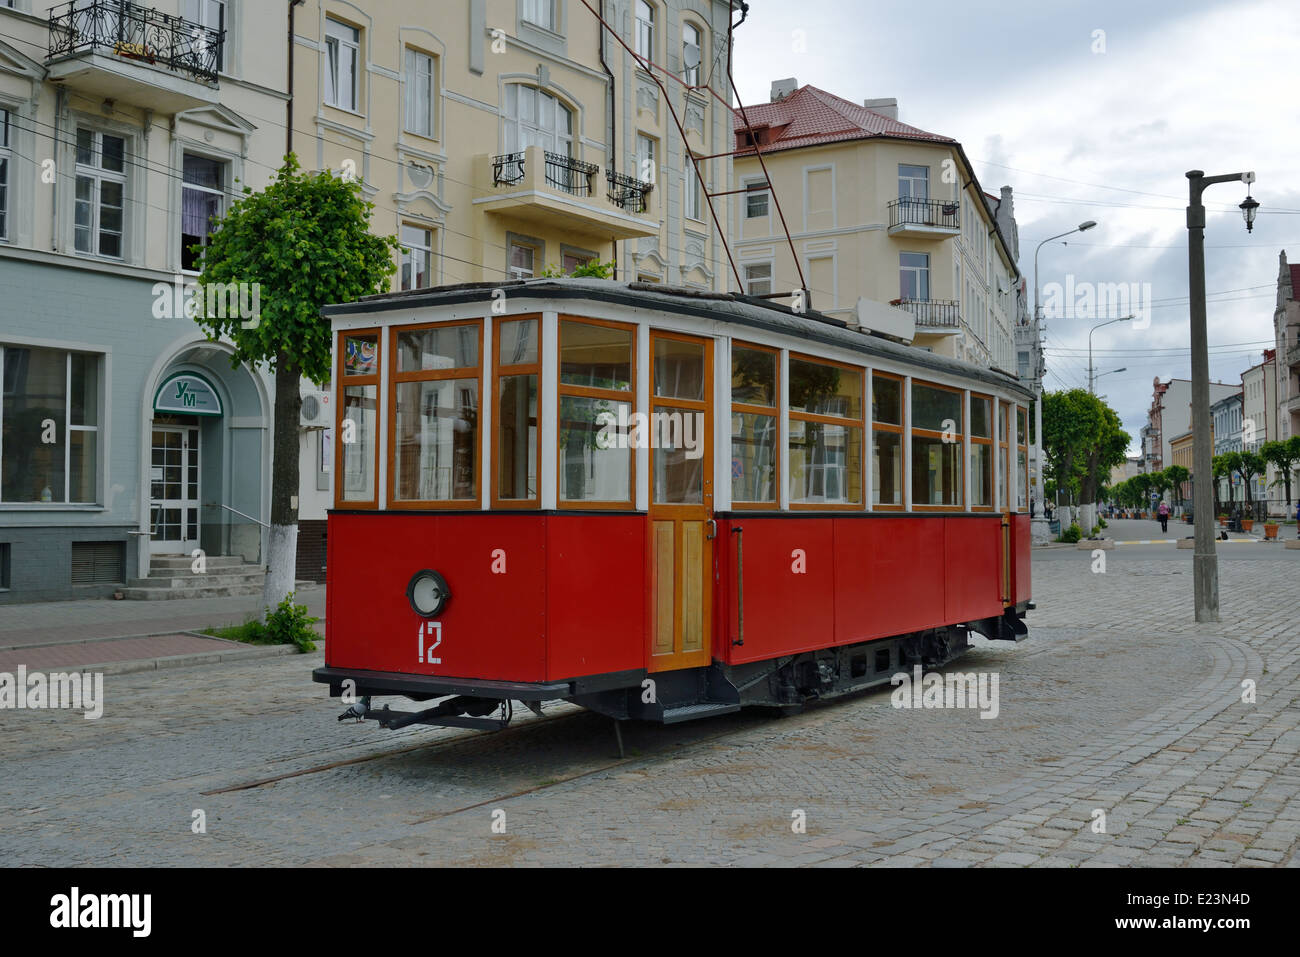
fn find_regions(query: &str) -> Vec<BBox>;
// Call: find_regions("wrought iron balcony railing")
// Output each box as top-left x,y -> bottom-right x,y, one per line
606,169 -> 653,214
895,298 -> 962,327
48,0 -> 224,84
492,152 -> 526,187
544,152 -> 598,196
888,196 -> 960,230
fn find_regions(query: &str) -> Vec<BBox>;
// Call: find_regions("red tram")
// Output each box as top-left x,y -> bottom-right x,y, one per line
313,280 -> 1032,733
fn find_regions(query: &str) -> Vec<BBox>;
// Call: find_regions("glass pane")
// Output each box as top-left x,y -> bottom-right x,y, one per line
871,375 -> 902,426
497,374 -> 538,501
652,406 -> 705,505
789,358 -> 860,419
912,434 -> 962,507
971,443 -> 993,507
393,379 -> 478,501
183,154 -> 222,188
789,420 -> 861,505
1,347 -> 68,503
343,335 -> 378,377
70,353 -> 98,426
1017,408 -> 1027,446
76,128 -> 93,166
731,345 -> 775,407
731,411 -> 776,503
559,395 -> 631,503
872,430 -> 902,506
912,382 -> 961,434
970,396 -> 991,438
653,338 -> 705,400
560,321 -> 632,391
69,430 -> 96,503
1017,449 -> 1028,509
397,325 -> 478,372
100,135 -> 125,173
341,385 -> 377,501
499,319 -> 538,366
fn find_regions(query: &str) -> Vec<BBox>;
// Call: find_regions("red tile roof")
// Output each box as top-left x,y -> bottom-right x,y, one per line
733,85 -> 954,154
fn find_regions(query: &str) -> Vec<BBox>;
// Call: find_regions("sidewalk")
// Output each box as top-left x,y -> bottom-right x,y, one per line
1082,516 -> 1287,545
0,584 -> 325,673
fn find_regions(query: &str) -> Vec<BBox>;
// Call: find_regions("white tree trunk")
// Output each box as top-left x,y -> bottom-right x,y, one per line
263,523 -> 298,611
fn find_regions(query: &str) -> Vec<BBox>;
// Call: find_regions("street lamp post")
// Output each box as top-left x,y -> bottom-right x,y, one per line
1092,366 -> 1127,391
1032,220 -> 1097,538
1088,316 -> 1133,393
1186,169 -> 1258,623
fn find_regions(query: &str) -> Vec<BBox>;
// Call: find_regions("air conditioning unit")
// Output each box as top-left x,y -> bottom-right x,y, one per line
300,389 -> 330,429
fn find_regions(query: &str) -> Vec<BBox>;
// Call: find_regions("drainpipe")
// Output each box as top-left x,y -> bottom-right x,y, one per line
287,0 -> 305,160
597,0 -> 617,276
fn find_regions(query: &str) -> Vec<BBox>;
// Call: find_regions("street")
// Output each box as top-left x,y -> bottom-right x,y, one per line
2,545 -> 1298,867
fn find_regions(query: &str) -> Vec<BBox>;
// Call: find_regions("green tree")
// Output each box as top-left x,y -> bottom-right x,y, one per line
1211,454 -> 1230,516
1221,450 -> 1267,518
193,154 -> 398,611
1163,464 -> 1189,509
1042,389 -> 1128,508
1261,436 -> 1300,509
1131,471 -> 1153,511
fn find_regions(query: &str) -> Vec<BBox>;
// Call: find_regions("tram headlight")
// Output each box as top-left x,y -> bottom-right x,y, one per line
407,569 -> 450,618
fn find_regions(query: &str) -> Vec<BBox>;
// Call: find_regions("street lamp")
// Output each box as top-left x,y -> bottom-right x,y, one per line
1094,366 -> 1127,384
1186,169 -> 1257,623
1088,315 -> 1133,393
1034,220 -> 1098,329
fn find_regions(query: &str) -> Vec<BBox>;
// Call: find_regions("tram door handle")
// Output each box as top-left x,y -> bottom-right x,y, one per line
705,518 -> 717,540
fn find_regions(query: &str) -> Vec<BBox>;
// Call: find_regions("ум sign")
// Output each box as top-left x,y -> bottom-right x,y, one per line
154,373 -> 223,417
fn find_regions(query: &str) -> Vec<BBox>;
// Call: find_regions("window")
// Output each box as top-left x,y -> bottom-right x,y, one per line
788,356 -> 863,506
872,372 -> 903,508
731,342 -> 777,505
522,0 -> 556,30
898,164 -> 928,200
336,331 -> 379,507
900,252 -> 929,300
181,153 -> 225,272
970,394 -> 993,508
561,251 -> 592,274
0,109 -> 9,240
494,318 -> 540,507
746,184 -> 769,218
186,0 -> 226,72
404,48 -> 436,138
635,1 -> 654,60
1,346 -> 100,504
558,318 -> 635,506
1017,405 -> 1028,511
744,263 -> 771,296
324,18 -> 360,112
635,133 -> 656,183
400,224 -> 433,290
997,402 -> 1009,509
74,128 -> 126,259
652,335 -> 707,505
508,241 -> 537,279
391,322 -> 481,506
911,381 -> 962,508
684,156 -> 703,222
504,85 -> 574,156
682,21 -> 702,85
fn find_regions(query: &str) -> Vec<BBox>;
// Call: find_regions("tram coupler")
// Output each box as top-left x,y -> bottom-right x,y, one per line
366,696 -> 513,731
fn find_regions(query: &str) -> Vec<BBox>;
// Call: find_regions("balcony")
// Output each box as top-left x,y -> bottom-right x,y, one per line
894,298 -> 962,331
475,146 -> 658,241
887,197 -> 960,238
46,0 -> 223,113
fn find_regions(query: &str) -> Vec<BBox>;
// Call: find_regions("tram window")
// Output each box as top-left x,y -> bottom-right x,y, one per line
970,393 -> 993,509
558,318 -> 635,507
911,382 -> 960,433
871,373 -> 901,426
1017,406 -> 1029,511
910,380 -> 963,509
731,343 -> 777,506
788,355 -> 863,508
871,372 -> 904,509
997,405 -> 1009,510
337,331 -> 380,508
494,318 -> 540,507
389,320 -> 482,506
654,338 -> 706,401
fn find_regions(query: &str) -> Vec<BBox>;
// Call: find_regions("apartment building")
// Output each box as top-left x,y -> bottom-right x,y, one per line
1141,376 -> 1240,477
0,0 -> 286,600
1241,348 -> 1277,508
729,82 -> 1021,379
1272,251 -> 1300,500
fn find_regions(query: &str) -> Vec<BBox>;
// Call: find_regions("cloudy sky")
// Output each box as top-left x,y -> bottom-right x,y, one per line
731,0 -> 1300,453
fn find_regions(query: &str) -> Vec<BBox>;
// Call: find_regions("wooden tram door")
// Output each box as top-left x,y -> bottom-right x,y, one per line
648,332 -> 714,673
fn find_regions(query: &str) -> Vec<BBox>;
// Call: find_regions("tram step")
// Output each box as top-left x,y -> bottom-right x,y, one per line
660,701 -> 742,724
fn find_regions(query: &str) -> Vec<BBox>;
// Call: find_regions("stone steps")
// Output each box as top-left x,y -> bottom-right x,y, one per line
121,556 -> 265,600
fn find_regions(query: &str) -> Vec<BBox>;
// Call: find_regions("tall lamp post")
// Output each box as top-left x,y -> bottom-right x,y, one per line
1088,315 -> 1133,393
1093,367 -> 1127,391
1186,169 -> 1258,623
1032,220 -> 1098,537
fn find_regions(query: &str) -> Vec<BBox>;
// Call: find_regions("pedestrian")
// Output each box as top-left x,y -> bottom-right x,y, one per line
1295,500 -> 1300,539
1158,500 -> 1170,534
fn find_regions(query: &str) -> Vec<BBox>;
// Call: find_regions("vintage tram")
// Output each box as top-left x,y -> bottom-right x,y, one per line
313,279 -> 1033,734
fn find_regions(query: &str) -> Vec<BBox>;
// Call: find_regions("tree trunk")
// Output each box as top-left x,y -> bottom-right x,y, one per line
263,351 -> 301,613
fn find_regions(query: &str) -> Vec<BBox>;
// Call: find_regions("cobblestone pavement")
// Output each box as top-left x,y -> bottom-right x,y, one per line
1,557 -> 1297,867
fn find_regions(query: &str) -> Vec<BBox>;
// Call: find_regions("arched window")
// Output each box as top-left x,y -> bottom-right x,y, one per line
503,85 -> 574,157
682,21 -> 702,85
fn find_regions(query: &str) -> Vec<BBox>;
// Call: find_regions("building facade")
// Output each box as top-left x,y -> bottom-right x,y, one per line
1272,251 -> 1300,506
1240,348 -> 1277,509
1142,376 -> 1240,478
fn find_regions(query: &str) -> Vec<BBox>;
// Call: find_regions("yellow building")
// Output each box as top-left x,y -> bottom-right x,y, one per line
730,83 -> 1020,376
288,0 -> 734,289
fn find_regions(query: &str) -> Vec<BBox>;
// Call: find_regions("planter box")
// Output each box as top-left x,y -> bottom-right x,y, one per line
1176,538 -> 1195,549
1264,524 -> 1279,540
1285,539 -> 1300,550
1242,519 -> 1255,532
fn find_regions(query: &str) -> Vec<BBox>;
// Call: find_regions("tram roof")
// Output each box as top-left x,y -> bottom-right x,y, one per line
323,278 -> 1035,401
